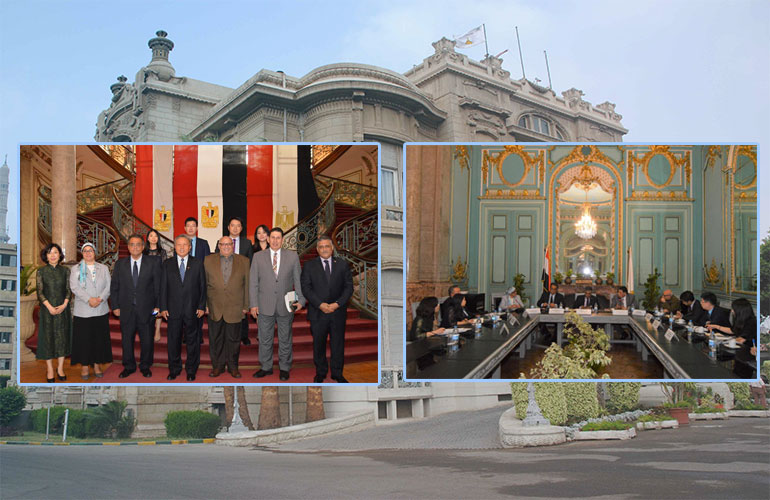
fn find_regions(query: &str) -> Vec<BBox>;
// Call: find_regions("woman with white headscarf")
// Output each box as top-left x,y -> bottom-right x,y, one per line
69,242 -> 113,380
499,287 -> 525,312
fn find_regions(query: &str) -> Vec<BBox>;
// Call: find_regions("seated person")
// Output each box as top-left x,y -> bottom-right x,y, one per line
700,292 -> 731,329
408,297 -> 445,341
709,298 -> 757,379
536,283 -> 564,308
441,294 -> 473,328
439,285 -> 461,327
658,289 -> 680,314
675,290 -> 706,324
499,286 -> 525,312
575,287 -> 598,309
609,286 -> 635,310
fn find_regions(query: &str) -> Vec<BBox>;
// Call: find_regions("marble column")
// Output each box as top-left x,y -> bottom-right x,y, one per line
405,145 -> 453,312
19,148 -> 37,265
50,145 -> 77,263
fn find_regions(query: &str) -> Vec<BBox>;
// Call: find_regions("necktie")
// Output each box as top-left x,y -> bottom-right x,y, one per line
549,294 -> 554,304
180,258 -> 185,282
622,297 -> 626,307
273,251 -> 278,278
585,297 -> 589,307
191,238 -> 196,257
324,259 -> 331,280
234,238 -> 239,254
132,260 -> 139,287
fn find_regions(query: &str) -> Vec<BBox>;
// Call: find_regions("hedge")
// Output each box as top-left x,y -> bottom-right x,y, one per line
564,382 -> 600,423
606,382 -> 641,414
511,382 -> 568,426
164,410 -> 221,439
727,382 -> 751,407
66,409 -> 90,438
29,406 -> 67,433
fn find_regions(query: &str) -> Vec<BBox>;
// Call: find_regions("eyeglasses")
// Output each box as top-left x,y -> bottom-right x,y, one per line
220,243 -> 233,247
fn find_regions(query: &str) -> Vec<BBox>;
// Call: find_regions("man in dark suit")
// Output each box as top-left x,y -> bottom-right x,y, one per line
609,286 -> 636,310
676,290 -> 706,325
576,287 -> 599,309
301,235 -> 354,383
184,216 -> 210,345
537,283 -> 564,308
700,292 -> 731,328
205,236 -> 251,378
110,233 -> 161,378
160,235 -> 206,381
216,217 -> 254,346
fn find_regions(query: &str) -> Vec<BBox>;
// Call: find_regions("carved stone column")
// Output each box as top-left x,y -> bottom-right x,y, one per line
19,148 -> 37,265
50,146 -> 77,263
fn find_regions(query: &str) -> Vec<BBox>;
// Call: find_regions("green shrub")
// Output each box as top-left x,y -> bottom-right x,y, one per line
86,401 -> 132,438
638,414 -> 674,423
734,401 -> 767,411
727,382 -> 751,406
0,386 -> 27,427
606,382 -> 641,414
65,409 -> 90,438
694,406 -> 725,413
581,421 -> 634,431
510,382 -> 567,426
164,410 -> 221,439
564,382 -> 600,423
29,406 -> 67,433
761,361 -> 770,381
115,415 -> 136,439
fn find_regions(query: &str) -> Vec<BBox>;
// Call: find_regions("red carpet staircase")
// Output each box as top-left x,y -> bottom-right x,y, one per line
29,187 -> 379,379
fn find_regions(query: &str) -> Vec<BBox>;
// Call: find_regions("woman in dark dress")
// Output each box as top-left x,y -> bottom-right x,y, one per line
726,298 -> 757,379
36,243 -> 71,382
408,297 -> 445,341
143,229 -> 168,260
440,294 -> 473,328
252,224 -> 270,254
144,229 -> 166,341
69,242 -> 112,380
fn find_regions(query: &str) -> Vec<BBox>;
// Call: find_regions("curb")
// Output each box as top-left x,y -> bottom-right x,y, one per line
0,438 -> 216,446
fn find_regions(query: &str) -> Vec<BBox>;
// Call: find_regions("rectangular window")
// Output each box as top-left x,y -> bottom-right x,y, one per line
0,332 -> 10,343
381,168 -> 398,207
1,280 -> 16,291
0,358 -> 10,370
0,307 -> 13,317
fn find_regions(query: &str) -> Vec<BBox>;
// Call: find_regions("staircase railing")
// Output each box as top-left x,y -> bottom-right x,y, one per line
88,145 -> 136,179
111,186 -> 175,255
282,183 -> 336,257
37,185 -> 121,268
77,178 -> 131,214
332,208 -> 378,318
315,174 -> 377,211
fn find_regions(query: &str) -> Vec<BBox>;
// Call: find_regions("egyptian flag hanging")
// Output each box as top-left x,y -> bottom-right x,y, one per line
170,145 -> 320,246
133,145 -> 175,240
541,247 -> 551,292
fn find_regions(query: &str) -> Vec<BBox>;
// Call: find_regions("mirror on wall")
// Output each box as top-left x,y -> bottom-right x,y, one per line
732,146 -> 757,293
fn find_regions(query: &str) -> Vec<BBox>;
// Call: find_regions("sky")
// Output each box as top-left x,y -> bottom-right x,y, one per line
1,0 -> 768,246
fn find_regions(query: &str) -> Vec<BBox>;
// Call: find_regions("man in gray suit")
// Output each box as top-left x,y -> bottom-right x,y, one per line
609,286 -> 636,310
249,227 -> 306,381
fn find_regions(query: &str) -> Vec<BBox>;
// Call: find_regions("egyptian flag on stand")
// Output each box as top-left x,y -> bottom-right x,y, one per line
133,145 -> 175,240
133,145 -> 320,247
541,247 -> 551,293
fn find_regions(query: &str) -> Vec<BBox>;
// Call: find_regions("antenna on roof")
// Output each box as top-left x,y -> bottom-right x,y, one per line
544,50 -> 553,89
515,26 -> 526,80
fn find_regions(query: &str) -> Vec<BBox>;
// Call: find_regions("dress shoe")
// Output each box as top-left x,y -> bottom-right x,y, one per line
46,377 -> 55,383
279,370 -> 290,381
314,375 -> 325,383
57,373 -> 67,382
241,338 -> 251,345
118,369 -> 135,378
187,373 -> 196,381
141,369 -> 152,378
332,375 -> 349,383
94,372 -> 104,378
252,369 -> 273,378
209,367 -> 223,378
167,373 -> 178,381
229,369 -> 242,379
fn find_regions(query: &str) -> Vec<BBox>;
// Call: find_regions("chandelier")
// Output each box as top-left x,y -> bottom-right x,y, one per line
575,184 -> 597,239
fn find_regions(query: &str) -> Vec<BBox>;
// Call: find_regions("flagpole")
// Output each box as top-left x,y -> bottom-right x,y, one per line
482,24 -> 490,58
515,26 -> 526,80
544,50 -> 552,89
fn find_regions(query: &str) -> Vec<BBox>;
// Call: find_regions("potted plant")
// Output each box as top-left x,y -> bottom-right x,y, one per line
594,270 -> 602,285
553,271 -> 563,285
661,382 -> 696,425
641,268 -> 662,311
512,273 -> 529,304
565,268 -> 574,285
605,272 -> 615,286
19,265 -> 40,361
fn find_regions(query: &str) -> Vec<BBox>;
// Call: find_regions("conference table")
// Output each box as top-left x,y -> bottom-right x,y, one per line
406,310 -> 746,380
